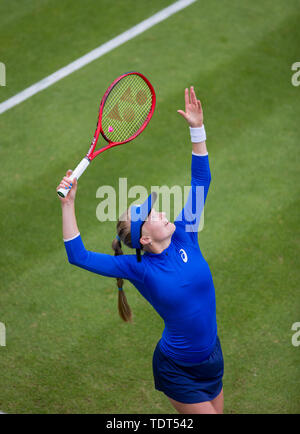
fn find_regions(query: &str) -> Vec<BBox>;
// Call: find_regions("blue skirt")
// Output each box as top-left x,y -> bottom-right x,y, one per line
152,336 -> 224,404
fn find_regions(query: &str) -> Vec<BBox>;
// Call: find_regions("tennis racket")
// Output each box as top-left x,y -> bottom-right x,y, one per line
57,71 -> 156,198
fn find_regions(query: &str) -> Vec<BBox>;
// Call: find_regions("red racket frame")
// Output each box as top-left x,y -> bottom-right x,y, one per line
86,72 -> 156,161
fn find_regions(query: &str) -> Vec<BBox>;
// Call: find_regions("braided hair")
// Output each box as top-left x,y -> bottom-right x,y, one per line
111,208 -> 134,322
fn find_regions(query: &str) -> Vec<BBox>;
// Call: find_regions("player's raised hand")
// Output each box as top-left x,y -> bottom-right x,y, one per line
56,170 -> 77,204
177,86 -> 203,128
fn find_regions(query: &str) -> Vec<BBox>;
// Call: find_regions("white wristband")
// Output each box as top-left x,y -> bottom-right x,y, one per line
189,125 -> 206,143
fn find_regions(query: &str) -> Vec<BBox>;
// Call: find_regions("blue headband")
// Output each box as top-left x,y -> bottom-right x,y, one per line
130,192 -> 157,262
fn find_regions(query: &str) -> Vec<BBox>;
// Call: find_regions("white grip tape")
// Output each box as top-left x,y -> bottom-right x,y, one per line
70,157 -> 90,180
57,157 -> 90,198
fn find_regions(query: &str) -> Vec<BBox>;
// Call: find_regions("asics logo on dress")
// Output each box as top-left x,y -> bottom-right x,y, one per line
179,249 -> 188,263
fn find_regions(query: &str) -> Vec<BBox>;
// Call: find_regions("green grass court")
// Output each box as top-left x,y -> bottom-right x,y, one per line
0,0 -> 299,413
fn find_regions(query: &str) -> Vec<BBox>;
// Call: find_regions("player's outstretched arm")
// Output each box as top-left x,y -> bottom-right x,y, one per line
57,170 -> 80,241
177,86 -> 207,155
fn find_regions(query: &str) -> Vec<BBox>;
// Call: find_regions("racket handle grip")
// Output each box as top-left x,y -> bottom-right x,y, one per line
57,157 -> 90,198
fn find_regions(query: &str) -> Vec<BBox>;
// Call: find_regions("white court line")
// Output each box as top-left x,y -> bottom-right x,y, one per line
0,0 -> 196,115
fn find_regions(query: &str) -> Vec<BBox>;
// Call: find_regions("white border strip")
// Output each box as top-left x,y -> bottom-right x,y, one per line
0,0 -> 196,115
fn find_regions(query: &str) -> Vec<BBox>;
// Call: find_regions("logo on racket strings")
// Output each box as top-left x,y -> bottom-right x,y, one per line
107,87 -> 148,123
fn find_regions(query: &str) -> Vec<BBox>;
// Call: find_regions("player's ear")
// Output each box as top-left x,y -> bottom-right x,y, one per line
140,235 -> 152,247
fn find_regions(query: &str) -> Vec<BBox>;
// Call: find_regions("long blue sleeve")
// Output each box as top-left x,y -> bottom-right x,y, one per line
174,153 -> 211,245
64,234 -> 146,283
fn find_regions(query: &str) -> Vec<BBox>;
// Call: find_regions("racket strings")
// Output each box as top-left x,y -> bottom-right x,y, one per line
102,75 -> 153,142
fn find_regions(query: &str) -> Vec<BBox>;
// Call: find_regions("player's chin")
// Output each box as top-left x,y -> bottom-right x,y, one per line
162,221 -> 175,237
167,222 -> 176,234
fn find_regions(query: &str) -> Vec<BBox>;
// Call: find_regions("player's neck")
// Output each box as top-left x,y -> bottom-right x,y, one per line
149,237 -> 171,254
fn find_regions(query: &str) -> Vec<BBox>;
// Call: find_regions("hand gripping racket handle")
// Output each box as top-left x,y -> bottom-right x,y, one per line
57,157 -> 90,198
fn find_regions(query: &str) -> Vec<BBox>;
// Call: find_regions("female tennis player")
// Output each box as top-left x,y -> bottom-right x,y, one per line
57,86 -> 224,414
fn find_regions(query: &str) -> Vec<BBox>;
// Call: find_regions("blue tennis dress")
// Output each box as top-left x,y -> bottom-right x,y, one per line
64,153 -> 224,403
